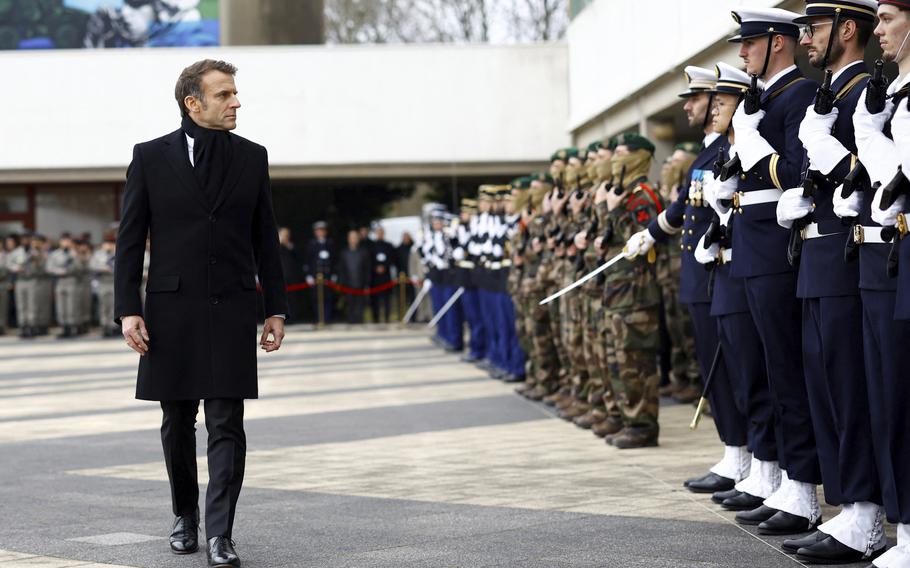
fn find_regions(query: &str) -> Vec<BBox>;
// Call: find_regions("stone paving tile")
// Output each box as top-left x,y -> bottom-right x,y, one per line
0,326 -> 868,567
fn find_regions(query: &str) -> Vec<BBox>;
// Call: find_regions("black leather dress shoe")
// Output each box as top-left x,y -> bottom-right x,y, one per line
722,492 -> 764,511
735,504 -> 779,525
796,535 -> 865,564
684,472 -> 711,488
758,511 -> 820,535
782,530 -> 827,554
169,513 -> 199,554
207,536 -> 240,567
712,488 -> 741,504
688,472 -> 735,494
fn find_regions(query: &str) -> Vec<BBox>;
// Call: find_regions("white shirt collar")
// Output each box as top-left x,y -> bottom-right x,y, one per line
185,134 -> 195,167
703,132 -> 720,147
831,60 -> 863,85
889,72 -> 910,96
763,64 -> 798,91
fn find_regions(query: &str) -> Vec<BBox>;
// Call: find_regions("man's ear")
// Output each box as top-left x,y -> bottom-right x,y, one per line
184,95 -> 199,114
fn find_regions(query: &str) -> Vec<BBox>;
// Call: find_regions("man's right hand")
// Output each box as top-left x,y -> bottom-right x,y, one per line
121,315 -> 149,356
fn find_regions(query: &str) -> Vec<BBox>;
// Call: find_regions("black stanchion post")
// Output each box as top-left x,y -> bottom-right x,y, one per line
316,272 -> 326,329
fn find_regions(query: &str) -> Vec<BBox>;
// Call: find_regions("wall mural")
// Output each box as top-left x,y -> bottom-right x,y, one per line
0,0 -> 219,50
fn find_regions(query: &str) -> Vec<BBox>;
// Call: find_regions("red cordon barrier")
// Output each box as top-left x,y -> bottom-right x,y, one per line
270,278 -> 423,295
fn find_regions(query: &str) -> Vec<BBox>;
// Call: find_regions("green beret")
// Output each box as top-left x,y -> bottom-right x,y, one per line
674,141 -> 701,154
549,147 -> 580,163
586,140 -> 603,154
511,176 -> 532,190
605,136 -> 619,151
532,172 -> 554,185
613,133 -> 655,154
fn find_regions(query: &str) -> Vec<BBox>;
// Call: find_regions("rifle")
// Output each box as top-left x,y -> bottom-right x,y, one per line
612,164 -> 627,196
866,59 -> 888,114
719,75 -> 764,182
840,160 -> 869,200
880,165 -> 910,210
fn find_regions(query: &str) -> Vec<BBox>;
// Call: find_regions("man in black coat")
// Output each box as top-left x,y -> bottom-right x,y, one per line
338,229 -> 371,323
114,59 -> 287,568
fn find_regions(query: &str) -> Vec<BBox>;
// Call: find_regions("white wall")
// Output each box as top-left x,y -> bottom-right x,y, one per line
0,42 -> 569,177
566,0 -> 781,132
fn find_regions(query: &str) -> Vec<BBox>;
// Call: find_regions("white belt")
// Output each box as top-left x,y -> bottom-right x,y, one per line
487,261 -> 502,270
456,260 -> 475,269
719,248 -> 733,264
853,226 -> 887,245
802,222 -> 840,240
733,188 -> 783,208
501,259 -> 513,267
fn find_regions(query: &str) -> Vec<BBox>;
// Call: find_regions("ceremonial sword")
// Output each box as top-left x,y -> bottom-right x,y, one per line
401,279 -> 432,324
690,343 -> 723,430
427,286 -> 465,327
538,250 -> 629,306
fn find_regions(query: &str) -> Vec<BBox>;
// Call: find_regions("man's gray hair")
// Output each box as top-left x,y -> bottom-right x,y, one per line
174,59 -> 237,117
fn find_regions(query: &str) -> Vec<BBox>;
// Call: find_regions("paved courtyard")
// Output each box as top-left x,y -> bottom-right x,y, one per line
0,326 -> 874,567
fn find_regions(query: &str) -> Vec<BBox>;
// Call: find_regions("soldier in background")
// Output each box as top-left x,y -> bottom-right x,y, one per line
0,239 -> 8,335
8,233 -> 41,338
90,231 -> 117,337
46,233 -> 80,338
75,238 -> 94,334
370,225 -> 396,324
303,221 -> 336,324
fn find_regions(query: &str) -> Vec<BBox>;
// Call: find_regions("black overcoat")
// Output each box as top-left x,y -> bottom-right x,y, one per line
114,128 -> 288,401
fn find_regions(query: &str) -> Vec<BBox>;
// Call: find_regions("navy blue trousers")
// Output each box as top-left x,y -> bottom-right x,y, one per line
429,284 -> 445,343
688,302 -> 747,447
861,289 -> 910,523
461,287 -> 487,360
802,296 -> 880,507
497,291 -> 526,377
440,285 -> 464,351
479,288 -> 504,370
744,273 -> 821,484
717,311 -> 777,462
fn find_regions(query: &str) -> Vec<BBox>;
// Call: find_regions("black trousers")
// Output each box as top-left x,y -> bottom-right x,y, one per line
160,398 -> 246,538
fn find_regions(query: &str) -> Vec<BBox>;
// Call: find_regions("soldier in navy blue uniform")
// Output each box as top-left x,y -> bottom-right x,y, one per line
772,1 -> 888,563
626,65 -> 750,493
852,2 -> 910,566
712,8 -> 824,535
454,198 -> 487,364
698,63 -> 780,519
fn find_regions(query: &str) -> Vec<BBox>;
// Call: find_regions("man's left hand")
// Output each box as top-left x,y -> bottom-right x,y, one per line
260,316 -> 285,352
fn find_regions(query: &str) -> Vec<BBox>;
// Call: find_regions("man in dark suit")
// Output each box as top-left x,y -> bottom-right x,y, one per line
115,59 -> 288,568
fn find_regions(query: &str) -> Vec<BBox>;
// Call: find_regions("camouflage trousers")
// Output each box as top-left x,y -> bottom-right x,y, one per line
661,280 -> 700,386
606,305 -> 661,431
559,287 -> 588,392
523,285 -> 560,390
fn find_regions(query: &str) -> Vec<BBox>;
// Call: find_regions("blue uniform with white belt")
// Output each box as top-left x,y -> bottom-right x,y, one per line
648,134 -> 748,449
796,62 -> 880,509
729,66 -> 822,486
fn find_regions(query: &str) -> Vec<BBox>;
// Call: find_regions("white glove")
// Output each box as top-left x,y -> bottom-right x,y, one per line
694,234 -> 719,265
732,104 -> 765,132
854,88 -> 895,139
775,187 -> 814,229
625,229 -> 656,257
854,91 -> 899,184
871,176 -> 907,227
832,184 -> 863,219
704,175 -> 737,215
799,106 -> 849,175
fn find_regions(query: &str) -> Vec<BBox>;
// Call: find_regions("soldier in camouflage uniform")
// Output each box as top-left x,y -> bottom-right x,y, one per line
7,233 -> 45,339
0,242 -> 8,335
507,177 -> 533,381
599,133 -> 664,449
517,173 -> 562,400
